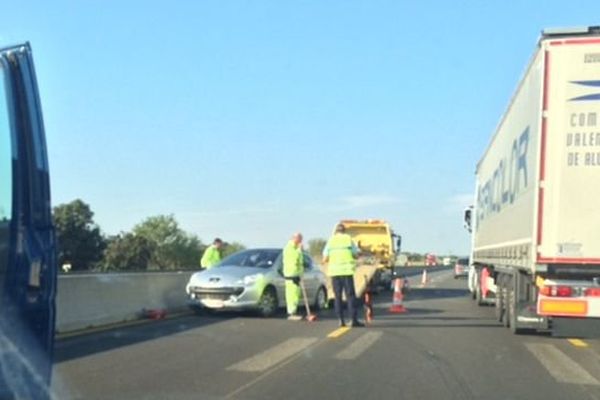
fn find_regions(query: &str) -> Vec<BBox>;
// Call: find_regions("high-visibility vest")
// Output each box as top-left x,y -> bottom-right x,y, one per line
283,240 -> 303,278
201,245 -> 221,269
326,233 -> 356,277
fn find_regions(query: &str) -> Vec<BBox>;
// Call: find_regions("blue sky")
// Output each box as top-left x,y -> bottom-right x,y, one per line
3,1 -> 599,254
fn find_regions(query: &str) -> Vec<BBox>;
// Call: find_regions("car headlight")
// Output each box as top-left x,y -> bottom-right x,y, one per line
186,273 -> 201,294
238,273 -> 264,286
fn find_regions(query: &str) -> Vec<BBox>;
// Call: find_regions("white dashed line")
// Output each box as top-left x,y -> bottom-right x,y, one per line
335,331 -> 383,360
227,337 -> 318,372
525,343 -> 600,385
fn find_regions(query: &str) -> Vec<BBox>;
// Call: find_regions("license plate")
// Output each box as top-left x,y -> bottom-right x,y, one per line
202,299 -> 225,308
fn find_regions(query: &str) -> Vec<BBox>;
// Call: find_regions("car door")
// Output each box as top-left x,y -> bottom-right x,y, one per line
272,254 -> 287,307
0,43 -> 56,399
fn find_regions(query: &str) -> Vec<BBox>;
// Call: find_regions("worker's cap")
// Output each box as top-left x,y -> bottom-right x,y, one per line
213,238 -> 223,245
335,224 -> 346,233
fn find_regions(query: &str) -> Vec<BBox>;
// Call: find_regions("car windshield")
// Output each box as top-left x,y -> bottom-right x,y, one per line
217,249 -> 281,269
458,258 -> 469,264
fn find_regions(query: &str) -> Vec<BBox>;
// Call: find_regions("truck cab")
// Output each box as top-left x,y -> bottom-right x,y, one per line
0,43 -> 56,398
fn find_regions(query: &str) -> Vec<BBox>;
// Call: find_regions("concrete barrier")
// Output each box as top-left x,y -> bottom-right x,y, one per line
56,271 -> 194,333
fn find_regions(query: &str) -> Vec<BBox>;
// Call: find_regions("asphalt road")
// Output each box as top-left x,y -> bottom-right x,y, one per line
52,268 -> 600,400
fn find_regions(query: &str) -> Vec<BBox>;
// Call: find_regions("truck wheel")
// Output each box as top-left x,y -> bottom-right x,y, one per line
502,286 -> 510,328
508,286 -> 525,334
495,280 -> 504,323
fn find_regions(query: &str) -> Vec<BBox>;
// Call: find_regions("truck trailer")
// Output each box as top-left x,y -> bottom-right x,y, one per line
464,26 -> 600,336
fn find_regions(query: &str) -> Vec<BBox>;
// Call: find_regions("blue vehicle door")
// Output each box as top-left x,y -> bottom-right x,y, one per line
0,43 -> 56,399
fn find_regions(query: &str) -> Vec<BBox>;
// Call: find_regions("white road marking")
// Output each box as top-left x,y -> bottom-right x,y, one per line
227,337 -> 318,372
335,331 -> 383,360
525,343 -> 600,385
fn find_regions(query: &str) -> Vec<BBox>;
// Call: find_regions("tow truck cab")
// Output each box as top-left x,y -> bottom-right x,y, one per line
0,43 -> 56,397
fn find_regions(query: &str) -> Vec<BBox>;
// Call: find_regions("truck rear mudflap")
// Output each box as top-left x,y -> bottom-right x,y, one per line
515,301 -> 549,331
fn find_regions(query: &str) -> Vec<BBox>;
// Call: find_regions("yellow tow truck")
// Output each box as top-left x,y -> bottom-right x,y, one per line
322,219 -> 402,300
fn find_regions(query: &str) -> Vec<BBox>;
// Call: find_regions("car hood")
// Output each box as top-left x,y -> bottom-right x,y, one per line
189,266 -> 269,287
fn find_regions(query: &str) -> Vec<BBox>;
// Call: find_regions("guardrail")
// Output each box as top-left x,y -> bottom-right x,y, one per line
56,265 -> 452,334
56,271 -> 194,333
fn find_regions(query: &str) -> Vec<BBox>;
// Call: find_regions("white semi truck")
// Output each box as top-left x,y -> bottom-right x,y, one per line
464,27 -> 600,336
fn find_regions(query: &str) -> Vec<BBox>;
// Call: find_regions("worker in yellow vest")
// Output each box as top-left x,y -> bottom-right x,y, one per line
200,238 -> 223,269
323,224 -> 363,327
283,233 -> 304,321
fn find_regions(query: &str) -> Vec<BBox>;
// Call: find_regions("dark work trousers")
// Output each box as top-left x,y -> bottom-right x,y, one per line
331,275 -> 358,323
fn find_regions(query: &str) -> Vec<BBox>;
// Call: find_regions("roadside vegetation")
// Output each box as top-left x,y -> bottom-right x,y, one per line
53,199 -> 245,272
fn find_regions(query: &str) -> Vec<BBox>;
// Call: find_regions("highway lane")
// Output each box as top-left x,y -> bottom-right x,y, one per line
53,268 -> 600,400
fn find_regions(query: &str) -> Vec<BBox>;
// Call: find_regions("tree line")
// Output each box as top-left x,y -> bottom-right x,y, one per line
54,199 -> 244,272
53,199 -> 451,272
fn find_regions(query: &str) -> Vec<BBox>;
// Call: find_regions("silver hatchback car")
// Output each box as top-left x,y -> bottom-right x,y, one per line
185,248 -> 328,317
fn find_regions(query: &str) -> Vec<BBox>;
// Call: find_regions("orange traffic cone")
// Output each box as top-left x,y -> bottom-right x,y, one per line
389,278 -> 407,313
421,269 -> 428,286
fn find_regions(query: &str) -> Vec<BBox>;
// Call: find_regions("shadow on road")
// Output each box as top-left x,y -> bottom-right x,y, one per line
55,312 -> 235,363
375,322 -> 503,329
373,307 -> 445,316
392,266 -> 451,279
382,315 -> 492,321
403,288 -> 470,301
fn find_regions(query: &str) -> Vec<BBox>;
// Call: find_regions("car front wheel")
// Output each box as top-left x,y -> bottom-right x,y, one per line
257,287 -> 278,318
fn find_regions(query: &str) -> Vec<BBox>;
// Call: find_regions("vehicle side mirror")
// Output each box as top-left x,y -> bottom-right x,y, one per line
396,236 -> 402,252
464,207 -> 472,233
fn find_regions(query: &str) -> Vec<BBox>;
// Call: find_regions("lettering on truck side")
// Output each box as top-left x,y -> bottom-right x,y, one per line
566,111 -> 600,167
476,127 -> 530,227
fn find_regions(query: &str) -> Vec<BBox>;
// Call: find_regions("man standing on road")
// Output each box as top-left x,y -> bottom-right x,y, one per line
283,233 -> 304,321
200,238 -> 223,269
323,224 -> 363,327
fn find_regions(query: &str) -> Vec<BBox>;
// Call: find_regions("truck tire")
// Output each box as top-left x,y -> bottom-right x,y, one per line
502,286 -> 510,328
508,285 -> 525,334
495,278 -> 504,323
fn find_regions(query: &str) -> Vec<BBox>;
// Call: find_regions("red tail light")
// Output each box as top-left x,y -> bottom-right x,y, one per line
585,288 -> 600,297
539,285 -> 573,297
556,286 -> 573,297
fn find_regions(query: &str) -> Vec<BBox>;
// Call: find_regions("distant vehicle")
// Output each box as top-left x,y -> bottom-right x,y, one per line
425,254 -> 437,266
454,258 -> 469,278
443,257 -> 451,266
333,219 -> 402,290
465,26 -> 600,335
186,248 -> 328,317
0,44 -> 57,397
